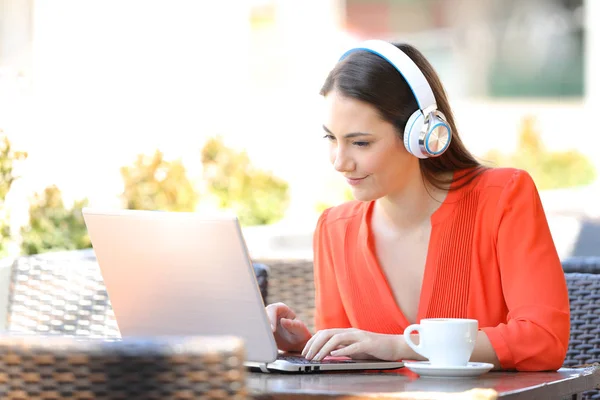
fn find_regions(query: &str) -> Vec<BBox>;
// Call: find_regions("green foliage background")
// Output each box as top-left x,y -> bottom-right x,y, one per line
201,136 -> 289,226
20,185 -> 91,255
484,116 -> 596,189
7,135 -> 291,256
0,130 -> 27,257
120,150 -> 198,212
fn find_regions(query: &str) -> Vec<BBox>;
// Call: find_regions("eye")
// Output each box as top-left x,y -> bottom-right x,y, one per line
353,141 -> 370,147
323,134 -> 335,141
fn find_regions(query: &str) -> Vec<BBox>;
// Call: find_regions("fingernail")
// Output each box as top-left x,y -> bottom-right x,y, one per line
271,324 -> 275,331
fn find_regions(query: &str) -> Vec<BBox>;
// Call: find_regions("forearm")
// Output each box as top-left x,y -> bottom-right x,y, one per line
396,332 -> 501,369
470,331 -> 501,369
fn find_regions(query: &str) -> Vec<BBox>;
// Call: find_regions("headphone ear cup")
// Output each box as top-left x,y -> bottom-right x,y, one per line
404,110 -> 427,159
422,112 -> 452,157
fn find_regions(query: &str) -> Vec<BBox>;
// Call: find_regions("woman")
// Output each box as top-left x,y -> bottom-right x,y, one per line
266,40 -> 569,371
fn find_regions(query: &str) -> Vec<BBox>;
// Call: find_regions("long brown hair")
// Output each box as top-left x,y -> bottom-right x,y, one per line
320,42 -> 485,190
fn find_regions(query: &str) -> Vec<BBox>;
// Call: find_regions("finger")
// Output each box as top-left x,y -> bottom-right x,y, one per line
279,318 -> 297,336
330,342 -> 362,357
313,332 -> 357,361
277,318 -> 313,350
266,303 -> 296,331
266,303 -> 296,319
305,330 -> 346,360
302,330 -> 329,357
273,302 -> 297,320
280,317 -> 305,334
265,306 -> 278,331
301,334 -> 313,356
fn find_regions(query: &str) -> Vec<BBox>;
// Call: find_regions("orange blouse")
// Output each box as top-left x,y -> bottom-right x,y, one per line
313,167 -> 570,371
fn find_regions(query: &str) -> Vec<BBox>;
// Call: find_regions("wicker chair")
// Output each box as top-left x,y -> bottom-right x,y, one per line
2,249 -> 269,338
562,256 -> 600,274
5,250 -> 119,338
0,335 -> 247,399
564,272 -> 600,400
256,259 -> 316,333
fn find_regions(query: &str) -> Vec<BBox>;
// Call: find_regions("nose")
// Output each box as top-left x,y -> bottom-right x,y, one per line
331,146 -> 355,173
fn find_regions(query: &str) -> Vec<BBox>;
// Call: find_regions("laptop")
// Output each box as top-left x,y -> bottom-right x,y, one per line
82,208 -> 404,373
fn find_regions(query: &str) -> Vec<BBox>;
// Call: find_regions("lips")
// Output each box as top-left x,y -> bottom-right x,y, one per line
345,176 -> 367,186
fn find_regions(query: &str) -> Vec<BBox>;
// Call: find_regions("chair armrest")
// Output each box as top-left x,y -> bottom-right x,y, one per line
562,257 -> 600,274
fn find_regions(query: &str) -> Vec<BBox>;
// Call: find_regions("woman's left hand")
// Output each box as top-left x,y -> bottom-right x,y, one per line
302,328 -> 403,361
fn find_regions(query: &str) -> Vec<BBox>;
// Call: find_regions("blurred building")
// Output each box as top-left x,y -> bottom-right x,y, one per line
344,0 -> 585,98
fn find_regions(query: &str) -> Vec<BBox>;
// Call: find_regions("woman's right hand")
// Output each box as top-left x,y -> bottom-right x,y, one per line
265,302 -> 312,352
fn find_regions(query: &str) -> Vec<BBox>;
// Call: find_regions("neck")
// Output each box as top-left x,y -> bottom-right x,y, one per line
374,170 -> 450,231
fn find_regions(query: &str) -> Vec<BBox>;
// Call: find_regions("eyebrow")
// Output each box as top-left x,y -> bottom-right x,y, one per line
322,125 -> 372,139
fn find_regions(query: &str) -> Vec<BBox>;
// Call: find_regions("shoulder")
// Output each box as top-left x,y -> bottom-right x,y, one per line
448,168 -> 540,222
462,167 -> 538,204
323,200 -> 367,222
464,167 -> 542,226
472,167 -> 536,191
316,200 -> 368,233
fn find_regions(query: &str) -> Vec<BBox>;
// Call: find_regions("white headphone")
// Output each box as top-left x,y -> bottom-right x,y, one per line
339,40 -> 452,159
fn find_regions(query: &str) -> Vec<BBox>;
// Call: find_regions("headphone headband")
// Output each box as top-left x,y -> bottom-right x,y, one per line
339,40 -> 436,112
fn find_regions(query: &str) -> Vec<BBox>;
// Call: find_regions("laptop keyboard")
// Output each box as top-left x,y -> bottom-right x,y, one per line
278,355 -> 357,364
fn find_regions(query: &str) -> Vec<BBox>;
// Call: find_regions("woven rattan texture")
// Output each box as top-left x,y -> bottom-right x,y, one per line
7,251 -> 120,338
257,259 -> 316,333
565,272 -> 600,400
0,336 -> 247,400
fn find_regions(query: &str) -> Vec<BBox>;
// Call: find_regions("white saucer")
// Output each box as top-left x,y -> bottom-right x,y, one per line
403,361 -> 494,378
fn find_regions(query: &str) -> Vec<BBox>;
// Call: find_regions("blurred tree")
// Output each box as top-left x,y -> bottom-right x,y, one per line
0,129 -> 28,256
20,185 -> 90,255
484,116 -> 596,190
120,150 -> 198,212
201,136 -> 289,226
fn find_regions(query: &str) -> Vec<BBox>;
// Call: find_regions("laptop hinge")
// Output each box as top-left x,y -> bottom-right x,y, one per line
259,363 -> 270,373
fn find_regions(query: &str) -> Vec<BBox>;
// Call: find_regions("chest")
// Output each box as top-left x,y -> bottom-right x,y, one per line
373,224 -> 432,324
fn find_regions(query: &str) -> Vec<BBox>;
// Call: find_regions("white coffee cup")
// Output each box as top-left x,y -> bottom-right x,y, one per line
403,318 -> 478,367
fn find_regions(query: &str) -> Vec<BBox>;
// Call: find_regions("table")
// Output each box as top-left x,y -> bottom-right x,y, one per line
248,365 -> 600,399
